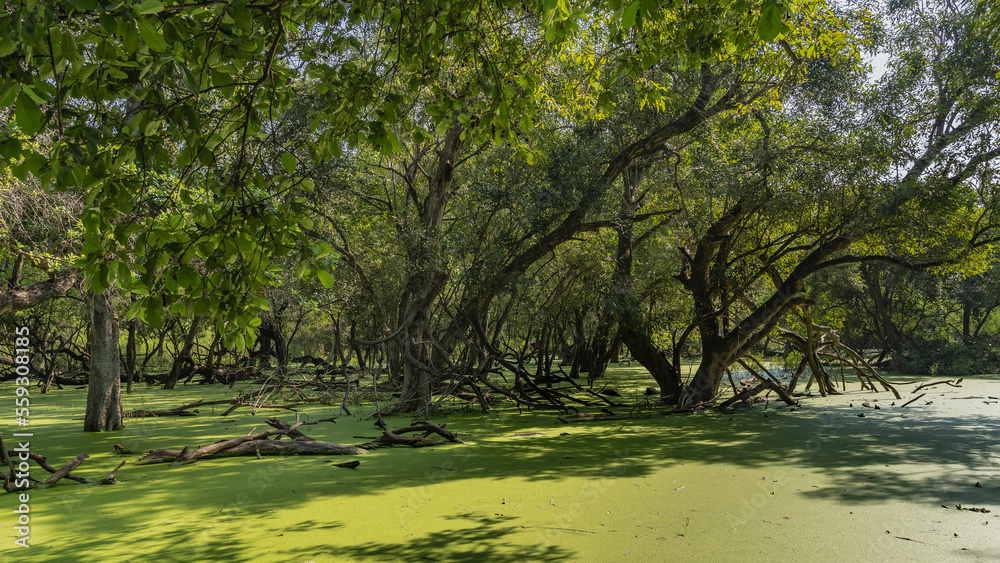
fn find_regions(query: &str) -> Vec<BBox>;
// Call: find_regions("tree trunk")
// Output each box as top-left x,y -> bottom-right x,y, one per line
393,125 -> 464,412
163,316 -> 202,389
85,290 -> 123,432
394,278 -> 447,412
612,162 -> 683,399
124,317 -> 137,393
681,338 -> 738,405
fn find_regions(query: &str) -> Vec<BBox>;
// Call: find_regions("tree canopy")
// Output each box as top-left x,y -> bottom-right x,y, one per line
2,0 -> 998,417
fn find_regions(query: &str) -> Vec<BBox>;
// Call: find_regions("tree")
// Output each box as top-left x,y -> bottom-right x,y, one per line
673,1 -> 1000,404
84,289 -> 123,431
1,0 -> 850,414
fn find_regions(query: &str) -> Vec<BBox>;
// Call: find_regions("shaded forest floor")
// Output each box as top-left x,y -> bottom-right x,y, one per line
1,369 -> 999,562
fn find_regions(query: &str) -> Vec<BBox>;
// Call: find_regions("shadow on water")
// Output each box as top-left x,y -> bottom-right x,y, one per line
282,515 -> 574,562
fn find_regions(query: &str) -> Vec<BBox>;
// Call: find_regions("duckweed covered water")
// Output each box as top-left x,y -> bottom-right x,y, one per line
1,376 -> 999,562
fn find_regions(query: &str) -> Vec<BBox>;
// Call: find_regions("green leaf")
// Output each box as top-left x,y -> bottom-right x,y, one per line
135,0 -> 164,14
181,65 -> 200,94
0,82 -> 18,107
127,299 -> 146,320
137,19 -> 168,52
0,38 -> 16,57
15,91 -> 44,136
0,137 -> 21,161
317,268 -> 335,289
758,1 -> 782,42
281,152 -> 297,174
621,1 -> 640,29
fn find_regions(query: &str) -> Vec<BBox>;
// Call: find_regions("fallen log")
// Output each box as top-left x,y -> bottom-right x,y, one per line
125,398 -> 301,418
135,416 -> 365,465
136,440 -> 366,464
125,399 -> 237,418
392,421 -> 462,443
373,433 -> 443,447
330,460 -> 360,468
264,415 -> 340,441
719,382 -> 769,410
28,453 -> 88,484
913,378 -> 963,392
367,417 -> 464,446
736,358 -> 797,406
41,452 -> 90,487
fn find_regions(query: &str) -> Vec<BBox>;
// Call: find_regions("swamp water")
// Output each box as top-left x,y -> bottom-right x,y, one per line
1,377 -> 998,562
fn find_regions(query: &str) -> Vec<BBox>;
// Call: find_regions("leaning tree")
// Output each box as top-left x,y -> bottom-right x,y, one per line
669,1 -> 1000,405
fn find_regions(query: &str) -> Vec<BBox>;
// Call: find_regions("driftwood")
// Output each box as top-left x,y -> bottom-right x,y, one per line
719,382 -> 769,410
330,460 -> 360,468
4,450 -> 127,490
900,394 -> 926,408
264,415 -> 340,440
135,417 -> 364,465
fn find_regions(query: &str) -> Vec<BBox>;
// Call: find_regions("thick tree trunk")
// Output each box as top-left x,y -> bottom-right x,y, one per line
265,312 -> 289,367
394,278 -> 447,412
681,339 -> 738,405
612,162 -> 683,399
393,125 -> 464,412
622,328 -> 682,400
85,290 -> 123,432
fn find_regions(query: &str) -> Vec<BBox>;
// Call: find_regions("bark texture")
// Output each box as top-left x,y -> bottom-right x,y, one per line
85,290 -> 124,432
